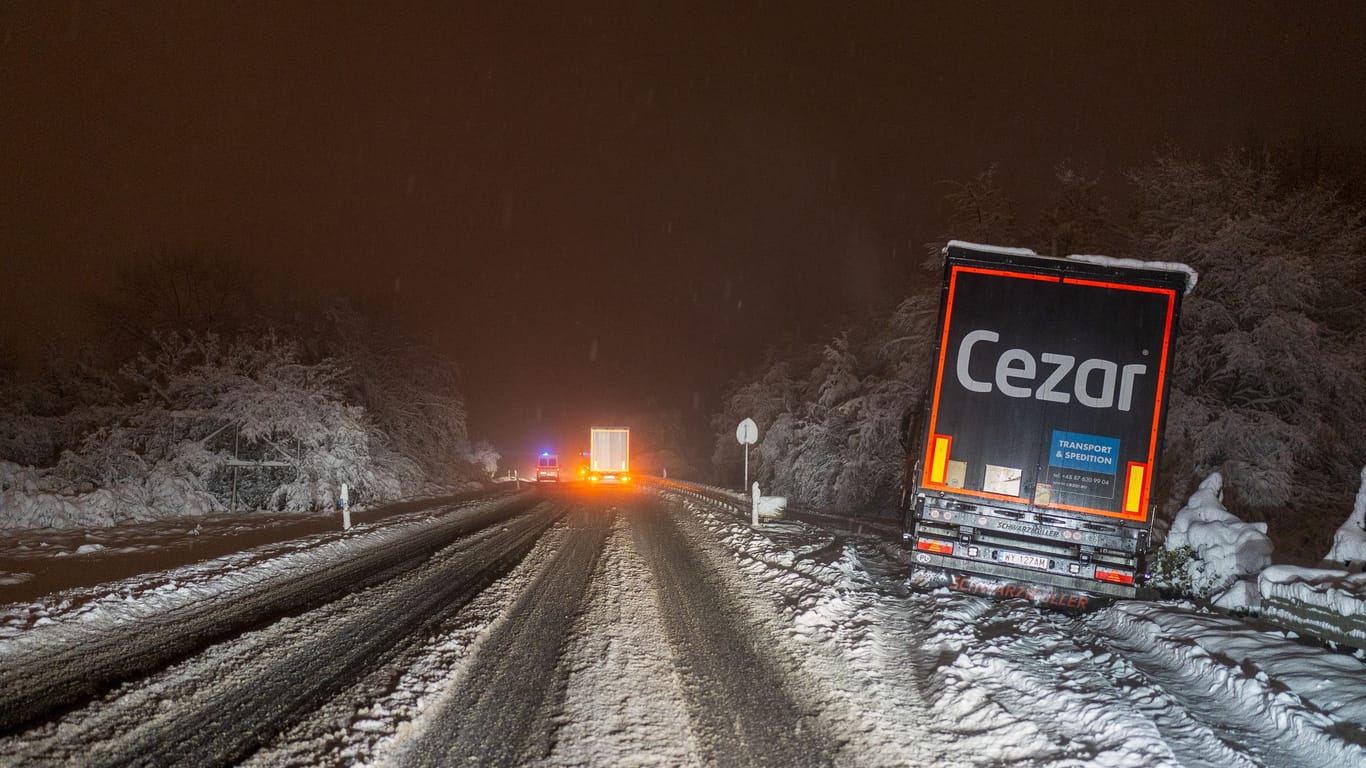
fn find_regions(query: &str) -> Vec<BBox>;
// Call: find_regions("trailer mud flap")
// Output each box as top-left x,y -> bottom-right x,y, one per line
909,566 -> 1111,612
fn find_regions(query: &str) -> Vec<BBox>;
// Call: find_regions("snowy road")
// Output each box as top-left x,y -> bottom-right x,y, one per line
0,484 -> 1362,766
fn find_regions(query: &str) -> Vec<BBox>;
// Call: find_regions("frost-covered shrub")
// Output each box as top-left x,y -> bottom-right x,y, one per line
1147,545 -> 1222,599
1327,467 -> 1366,568
1157,472 -> 1273,606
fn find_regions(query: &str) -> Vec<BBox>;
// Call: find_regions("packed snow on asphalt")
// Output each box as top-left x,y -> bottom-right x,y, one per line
0,486 -> 1362,767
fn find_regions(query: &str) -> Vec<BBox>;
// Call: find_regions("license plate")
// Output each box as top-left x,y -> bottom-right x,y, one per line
999,551 -> 1050,570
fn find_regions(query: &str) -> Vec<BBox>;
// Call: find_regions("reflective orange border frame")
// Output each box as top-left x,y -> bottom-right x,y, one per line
920,265 -> 1177,523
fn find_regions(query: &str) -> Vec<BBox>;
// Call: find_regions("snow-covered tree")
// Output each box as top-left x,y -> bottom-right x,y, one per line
939,166 -> 1021,250
711,292 -> 938,512
277,300 -> 483,489
1034,163 -> 1119,258
98,330 -> 391,511
2,253 -> 493,528
1129,152 -> 1366,553
0,345 -> 123,468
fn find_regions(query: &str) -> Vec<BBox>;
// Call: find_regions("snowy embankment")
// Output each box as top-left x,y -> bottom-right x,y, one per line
1255,468 -> 1366,648
0,460 -> 220,529
1152,469 -> 1366,652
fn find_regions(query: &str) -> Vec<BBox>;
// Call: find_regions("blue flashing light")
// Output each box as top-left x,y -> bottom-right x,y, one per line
541,451 -> 550,457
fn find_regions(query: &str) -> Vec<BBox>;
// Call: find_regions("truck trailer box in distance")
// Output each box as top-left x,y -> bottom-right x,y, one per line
588,427 -> 630,483
904,241 -> 1190,607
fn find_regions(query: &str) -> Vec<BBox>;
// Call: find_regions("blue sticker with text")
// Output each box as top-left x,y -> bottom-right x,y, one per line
1049,431 -> 1119,475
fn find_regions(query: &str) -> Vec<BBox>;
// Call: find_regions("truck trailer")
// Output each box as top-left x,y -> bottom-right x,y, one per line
588,427 -> 630,483
902,241 -> 1190,607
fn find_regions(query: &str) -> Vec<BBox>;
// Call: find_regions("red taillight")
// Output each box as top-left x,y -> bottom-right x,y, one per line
1094,568 -> 1135,585
916,538 -> 954,555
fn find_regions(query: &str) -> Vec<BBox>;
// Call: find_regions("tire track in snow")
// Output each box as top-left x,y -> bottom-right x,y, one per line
1083,606 -> 1366,768
1051,609 -> 1261,768
0,501 -> 558,766
249,511 -> 582,766
0,493 -> 539,735
667,492 -> 961,767
908,596 -> 1183,768
396,505 -> 613,767
636,495 -> 839,768
539,509 -> 701,766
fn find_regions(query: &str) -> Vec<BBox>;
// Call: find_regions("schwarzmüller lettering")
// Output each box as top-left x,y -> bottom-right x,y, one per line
949,574 -> 1090,610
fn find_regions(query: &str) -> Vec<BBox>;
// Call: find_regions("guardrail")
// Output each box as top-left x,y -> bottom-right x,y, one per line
640,476 -> 904,542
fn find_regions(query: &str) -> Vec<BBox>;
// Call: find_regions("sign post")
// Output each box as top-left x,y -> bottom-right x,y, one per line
735,417 -> 759,490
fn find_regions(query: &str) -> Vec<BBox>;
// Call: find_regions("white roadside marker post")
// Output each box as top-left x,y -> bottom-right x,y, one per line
752,481 -> 760,527
341,483 -> 351,531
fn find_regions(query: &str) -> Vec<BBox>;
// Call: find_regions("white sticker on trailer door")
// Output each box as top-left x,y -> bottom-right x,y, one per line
983,464 -> 1022,496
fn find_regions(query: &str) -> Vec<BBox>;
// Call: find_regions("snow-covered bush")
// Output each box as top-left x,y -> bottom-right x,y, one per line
1326,467 -> 1366,568
1147,545 -> 1217,598
1156,472 -> 1274,607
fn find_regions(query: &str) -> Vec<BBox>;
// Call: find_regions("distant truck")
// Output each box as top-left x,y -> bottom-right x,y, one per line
902,241 -> 1190,608
588,427 -> 630,483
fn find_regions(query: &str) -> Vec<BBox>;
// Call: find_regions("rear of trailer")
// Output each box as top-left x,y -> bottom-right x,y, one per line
904,242 -> 1189,607
588,427 -> 631,483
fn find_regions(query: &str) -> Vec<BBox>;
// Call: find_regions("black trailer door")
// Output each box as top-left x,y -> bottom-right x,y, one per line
920,261 -> 1179,524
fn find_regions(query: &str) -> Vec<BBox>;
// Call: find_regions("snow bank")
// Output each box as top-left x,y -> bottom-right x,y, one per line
944,239 -> 1038,257
756,495 -> 787,519
1067,253 -> 1199,294
0,476 -> 220,530
0,461 -> 43,494
1259,565 -> 1366,647
1163,472 -> 1273,607
1326,467 -> 1366,566
1,488 -> 126,529
940,242 -> 1199,295
743,482 -> 788,519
